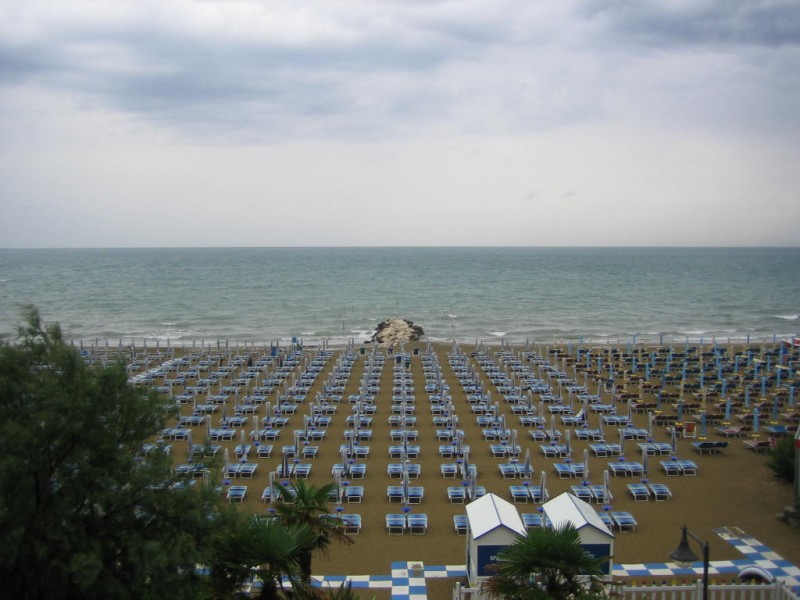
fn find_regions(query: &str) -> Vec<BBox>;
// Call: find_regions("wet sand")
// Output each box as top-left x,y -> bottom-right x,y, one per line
147,340 -> 799,591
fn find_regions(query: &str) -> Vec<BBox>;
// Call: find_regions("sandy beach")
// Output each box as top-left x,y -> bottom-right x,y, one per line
136,339 -> 800,596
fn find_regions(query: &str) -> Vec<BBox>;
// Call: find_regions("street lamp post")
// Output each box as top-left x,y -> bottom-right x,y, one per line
670,525 -> 710,600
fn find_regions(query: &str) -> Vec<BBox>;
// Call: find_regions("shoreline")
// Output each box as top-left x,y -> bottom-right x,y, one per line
72,332 -> 800,354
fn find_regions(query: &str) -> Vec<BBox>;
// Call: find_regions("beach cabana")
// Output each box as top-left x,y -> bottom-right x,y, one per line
465,492 -> 526,586
541,492 -> 614,575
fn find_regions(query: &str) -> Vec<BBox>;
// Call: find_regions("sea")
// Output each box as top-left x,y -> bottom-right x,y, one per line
0,247 -> 798,348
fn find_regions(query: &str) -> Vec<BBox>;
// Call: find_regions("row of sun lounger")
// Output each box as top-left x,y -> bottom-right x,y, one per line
627,482 -> 673,501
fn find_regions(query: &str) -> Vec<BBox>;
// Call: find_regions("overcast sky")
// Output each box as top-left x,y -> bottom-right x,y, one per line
1,0 -> 799,248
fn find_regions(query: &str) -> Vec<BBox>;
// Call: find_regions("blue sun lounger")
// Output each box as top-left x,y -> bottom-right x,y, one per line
227,485 -> 247,503
521,513 -> 546,528
627,483 -> 650,501
345,486 -> 364,503
510,485 -> 531,503
447,486 -> 467,503
611,511 -> 638,532
406,513 -> 428,534
570,485 -> 594,502
341,514 -> 361,534
453,515 -> 469,534
386,513 -> 406,534
647,482 -> 672,500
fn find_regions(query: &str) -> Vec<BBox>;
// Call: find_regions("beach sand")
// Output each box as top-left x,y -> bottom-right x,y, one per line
146,340 -> 799,595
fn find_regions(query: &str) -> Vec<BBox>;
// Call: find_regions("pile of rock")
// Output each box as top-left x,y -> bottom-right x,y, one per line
370,318 -> 424,346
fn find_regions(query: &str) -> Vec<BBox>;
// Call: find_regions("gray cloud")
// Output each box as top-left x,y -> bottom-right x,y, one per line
581,0 -> 800,48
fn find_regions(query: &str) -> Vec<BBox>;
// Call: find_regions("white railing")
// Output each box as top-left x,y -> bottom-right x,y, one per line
618,580 -> 798,600
453,580 -> 799,600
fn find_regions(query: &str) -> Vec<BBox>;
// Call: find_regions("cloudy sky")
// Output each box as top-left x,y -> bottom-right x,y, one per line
1,0 -> 799,248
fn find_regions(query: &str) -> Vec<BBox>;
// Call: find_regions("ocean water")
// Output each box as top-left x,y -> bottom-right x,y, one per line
0,247 -> 798,346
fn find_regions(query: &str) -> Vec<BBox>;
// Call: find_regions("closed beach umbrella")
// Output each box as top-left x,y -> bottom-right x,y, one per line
540,471 -> 549,503
583,448 -> 589,480
603,469 -> 611,504
186,429 -> 193,461
282,448 -> 289,478
565,429 -> 572,456
641,446 -> 648,477
753,406 -> 760,433
700,412 -> 707,437
671,426 -> 678,455
268,471 -> 275,503
724,397 -> 732,422
523,449 -> 532,479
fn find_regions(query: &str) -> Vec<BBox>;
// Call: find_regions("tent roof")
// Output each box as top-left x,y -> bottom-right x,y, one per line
542,492 -> 614,538
466,493 -> 526,539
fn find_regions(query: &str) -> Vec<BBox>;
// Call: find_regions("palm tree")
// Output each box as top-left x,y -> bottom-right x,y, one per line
273,479 -> 354,581
208,513 -> 318,600
482,525 -> 607,600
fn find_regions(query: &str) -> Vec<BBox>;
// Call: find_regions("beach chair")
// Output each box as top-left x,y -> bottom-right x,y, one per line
590,444 -> 610,457
743,439 -> 770,453
447,486 -> 466,503
386,514 -> 406,534
660,460 -> 681,476
647,483 -> 672,501
345,486 -> 364,503
570,486 -> 594,502
627,483 -> 650,501
386,486 -> 405,503
528,429 -> 548,442
676,460 -> 697,476
341,514 -> 361,535
499,463 -> 522,479
596,511 -> 614,529
231,463 -> 252,478
589,485 -> 611,503
608,462 -> 629,477
441,463 -> 458,478
407,486 -> 424,504
407,513 -> 428,534
554,463 -> 579,479
256,444 -> 273,458
611,511 -> 638,532
510,485 -> 530,503
521,513 -> 545,529
302,446 -> 319,459
625,462 -> 644,477
453,515 -> 469,534
294,463 -> 312,478
692,441 -> 721,455
227,485 -> 247,503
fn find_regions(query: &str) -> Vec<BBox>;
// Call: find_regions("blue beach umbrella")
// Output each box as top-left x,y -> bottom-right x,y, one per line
724,397 -> 732,422
752,407 -> 760,433
700,412 -> 707,437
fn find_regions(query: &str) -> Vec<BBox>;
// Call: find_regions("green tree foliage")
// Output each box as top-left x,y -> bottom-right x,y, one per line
768,436 -> 796,484
0,307 -> 236,599
482,525 -> 607,600
207,514 -> 318,600
272,479 -> 353,581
